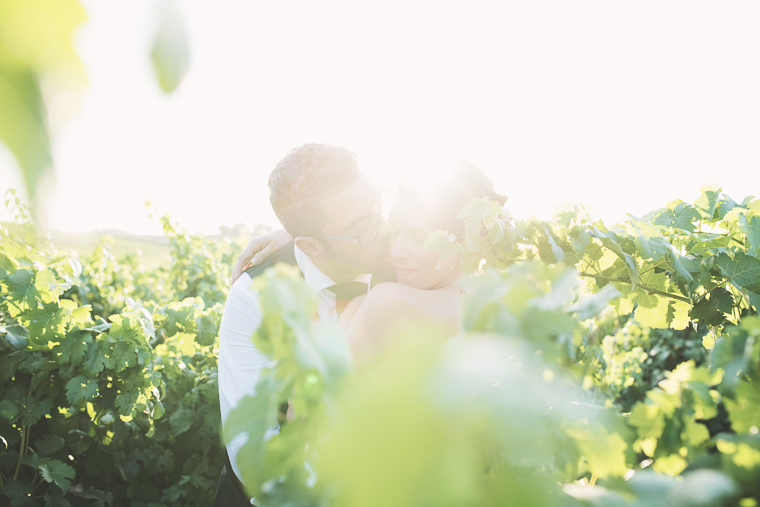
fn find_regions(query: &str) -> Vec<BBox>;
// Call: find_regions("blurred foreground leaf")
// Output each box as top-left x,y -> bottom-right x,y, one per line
150,0 -> 190,93
0,0 -> 87,211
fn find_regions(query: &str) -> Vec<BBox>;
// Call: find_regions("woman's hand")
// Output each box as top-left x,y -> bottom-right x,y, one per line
230,228 -> 294,285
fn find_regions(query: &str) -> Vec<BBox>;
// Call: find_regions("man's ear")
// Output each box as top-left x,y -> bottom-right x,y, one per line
294,236 -> 326,259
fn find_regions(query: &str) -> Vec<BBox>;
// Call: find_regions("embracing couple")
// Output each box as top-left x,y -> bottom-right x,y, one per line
213,144 -> 506,505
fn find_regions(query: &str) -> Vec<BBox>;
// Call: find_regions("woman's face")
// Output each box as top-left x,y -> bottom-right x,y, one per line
387,202 -> 461,290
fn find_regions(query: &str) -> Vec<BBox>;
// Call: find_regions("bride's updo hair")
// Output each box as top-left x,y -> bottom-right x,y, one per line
395,160 -> 507,239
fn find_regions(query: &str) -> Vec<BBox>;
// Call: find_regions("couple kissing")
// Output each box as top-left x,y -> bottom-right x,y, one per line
214,143 -> 506,505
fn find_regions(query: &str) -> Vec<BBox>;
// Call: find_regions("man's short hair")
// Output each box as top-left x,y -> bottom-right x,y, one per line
269,144 -> 361,238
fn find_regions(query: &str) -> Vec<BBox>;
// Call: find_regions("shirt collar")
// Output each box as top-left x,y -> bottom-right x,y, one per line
294,244 -> 372,291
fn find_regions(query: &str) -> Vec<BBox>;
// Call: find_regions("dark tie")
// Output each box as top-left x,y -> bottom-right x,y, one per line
329,281 -> 369,315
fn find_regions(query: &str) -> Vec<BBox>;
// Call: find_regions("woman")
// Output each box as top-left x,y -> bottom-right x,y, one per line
234,162 -> 507,361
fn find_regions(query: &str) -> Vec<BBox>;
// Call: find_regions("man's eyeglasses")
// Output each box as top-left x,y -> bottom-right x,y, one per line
310,210 -> 384,247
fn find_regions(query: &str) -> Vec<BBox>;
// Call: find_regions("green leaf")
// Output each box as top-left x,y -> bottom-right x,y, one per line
115,389 -> 140,417
631,273 -> 671,328
82,340 -> 116,376
665,251 -> 694,284
567,421 -> 629,479
628,403 -> 665,439
667,469 -> 738,506
689,288 -> 734,326
39,459 -> 76,494
65,375 -> 99,406
566,284 -> 622,320
539,225 -> 565,263
195,314 -> 217,346
690,235 -> 733,254
25,303 -> 68,345
0,68 -> 52,213
150,1 -> 190,93
225,374 -> 282,495
590,225 -> 639,292
738,214 -> 760,256
628,217 -> 671,261
681,419 -> 709,447
725,379 -> 760,434
457,196 -> 501,239
654,202 -> 701,232
652,453 -> 688,476
1,479 -> 34,506
54,327 -> 92,365
695,184 -> 721,219
7,269 -> 39,308
33,269 -> 55,296
716,252 -> 760,294
0,399 -> 19,420
169,407 -> 194,435
2,324 -> 29,348
18,396 -> 53,426
669,300 -> 691,330
34,435 -> 64,456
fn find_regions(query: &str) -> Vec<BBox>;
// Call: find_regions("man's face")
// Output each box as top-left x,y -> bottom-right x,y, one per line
313,177 -> 392,276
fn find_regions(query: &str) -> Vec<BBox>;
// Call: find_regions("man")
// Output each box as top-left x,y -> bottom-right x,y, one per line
213,144 -> 394,505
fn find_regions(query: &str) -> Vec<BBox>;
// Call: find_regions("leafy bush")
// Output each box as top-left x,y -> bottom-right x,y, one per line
226,185 -> 760,507
0,194 -> 244,506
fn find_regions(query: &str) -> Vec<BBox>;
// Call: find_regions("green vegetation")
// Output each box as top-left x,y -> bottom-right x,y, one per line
1,193 -> 246,505
225,185 -> 759,507
2,183 -> 758,506
5,1 -> 757,504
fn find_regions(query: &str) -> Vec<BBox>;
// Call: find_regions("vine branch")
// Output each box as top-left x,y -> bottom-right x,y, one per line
579,272 -> 691,303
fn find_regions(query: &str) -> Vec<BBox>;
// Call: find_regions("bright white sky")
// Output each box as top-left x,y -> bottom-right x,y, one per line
1,1 -> 758,235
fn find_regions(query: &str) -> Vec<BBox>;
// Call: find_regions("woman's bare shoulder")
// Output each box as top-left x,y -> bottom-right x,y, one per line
362,282 -> 457,317
364,282 -> 421,306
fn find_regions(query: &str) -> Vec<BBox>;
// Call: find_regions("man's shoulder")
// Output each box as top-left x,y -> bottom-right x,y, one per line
227,271 -> 259,304
243,241 -> 299,280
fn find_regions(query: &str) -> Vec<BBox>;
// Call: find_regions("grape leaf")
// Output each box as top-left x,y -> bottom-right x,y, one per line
737,214 -> 760,256
632,273 -> 671,328
668,300 -> 691,330
666,251 -> 694,284
565,421 -> 628,479
689,288 -> 734,326
716,252 -> 760,294
2,324 -> 29,348
54,327 -> 92,365
654,202 -> 701,232
25,303 -> 68,345
2,480 -> 34,506
590,225 -> 639,291
628,403 -> 665,440
0,399 -> 19,420
82,341 -> 115,376
33,269 -> 55,298
18,396 -> 53,426
7,269 -> 39,308
115,389 -> 139,417
628,217 -> 671,261
65,375 -> 99,406
39,459 -> 75,494
457,197 -> 502,239
695,184 -> 721,219
169,407 -> 194,435
725,379 -> 760,434
195,314 -> 217,346
34,435 -> 64,456
150,0 -> 190,93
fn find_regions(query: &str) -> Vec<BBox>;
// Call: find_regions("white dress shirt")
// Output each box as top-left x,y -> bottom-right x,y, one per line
218,245 -> 370,479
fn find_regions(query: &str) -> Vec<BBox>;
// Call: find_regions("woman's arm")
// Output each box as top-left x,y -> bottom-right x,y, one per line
231,228 -> 294,284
